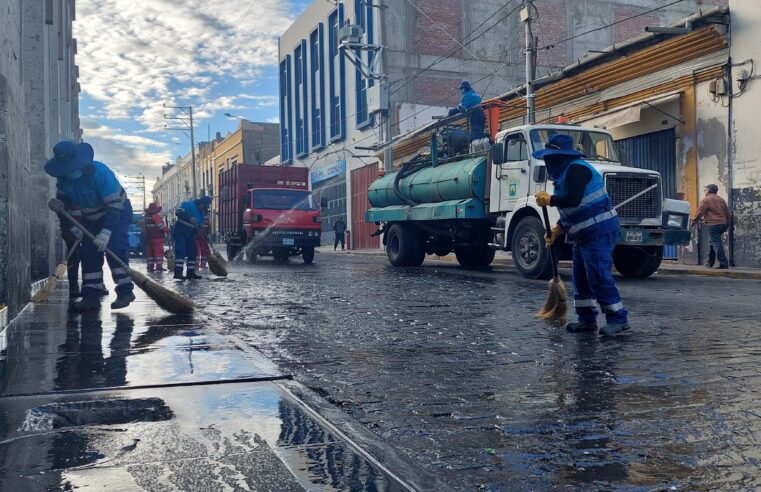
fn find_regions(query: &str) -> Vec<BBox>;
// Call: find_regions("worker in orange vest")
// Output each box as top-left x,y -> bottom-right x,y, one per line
144,202 -> 169,272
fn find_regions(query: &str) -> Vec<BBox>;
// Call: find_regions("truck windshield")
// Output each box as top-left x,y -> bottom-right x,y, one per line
530,129 -> 620,163
253,190 -> 317,211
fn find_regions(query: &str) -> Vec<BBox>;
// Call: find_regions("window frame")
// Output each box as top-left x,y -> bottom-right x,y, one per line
279,55 -> 293,164
328,5 -> 346,143
310,24 -> 326,151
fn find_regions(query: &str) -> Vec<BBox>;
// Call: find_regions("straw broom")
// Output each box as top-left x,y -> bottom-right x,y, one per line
537,206 -> 568,322
206,241 -> 228,277
48,199 -> 195,315
32,240 -> 80,303
165,247 -> 175,271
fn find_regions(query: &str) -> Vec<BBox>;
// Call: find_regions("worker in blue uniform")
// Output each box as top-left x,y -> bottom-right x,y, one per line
534,134 -> 630,336
173,195 -> 211,280
45,140 -> 135,311
448,80 -> 487,142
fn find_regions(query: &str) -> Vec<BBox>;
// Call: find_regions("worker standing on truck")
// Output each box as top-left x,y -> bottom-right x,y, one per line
196,215 -> 210,269
144,202 -> 169,272
173,195 -> 211,280
448,80 -> 487,142
44,140 -> 135,311
534,134 -> 630,336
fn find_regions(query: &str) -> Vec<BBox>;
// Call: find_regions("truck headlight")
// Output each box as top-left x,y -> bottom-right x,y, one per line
667,214 -> 685,228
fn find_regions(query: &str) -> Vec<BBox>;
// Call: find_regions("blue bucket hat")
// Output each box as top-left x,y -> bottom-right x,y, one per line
196,195 -> 212,208
532,134 -> 585,160
459,80 -> 472,92
44,140 -> 94,178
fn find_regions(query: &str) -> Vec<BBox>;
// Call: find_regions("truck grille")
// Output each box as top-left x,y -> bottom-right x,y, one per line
605,174 -> 661,222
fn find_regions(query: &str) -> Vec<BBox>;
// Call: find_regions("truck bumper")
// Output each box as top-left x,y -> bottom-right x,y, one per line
251,229 -> 321,249
617,228 -> 691,246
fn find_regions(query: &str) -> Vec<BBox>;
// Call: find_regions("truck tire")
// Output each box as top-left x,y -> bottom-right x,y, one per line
511,216 -> 554,280
302,247 -> 315,264
454,244 -> 495,268
386,223 -> 423,267
613,245 -> 663,278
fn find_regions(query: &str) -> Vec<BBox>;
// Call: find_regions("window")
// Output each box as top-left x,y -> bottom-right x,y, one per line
354,0 -> 374,129
294,40 -> 309,157
505,134 -> 528,162
279,56 -> 293,163
529,129 -> 620,162
253,190 -> 317,211
328,5 -> 346,142
310,24 -> 326,150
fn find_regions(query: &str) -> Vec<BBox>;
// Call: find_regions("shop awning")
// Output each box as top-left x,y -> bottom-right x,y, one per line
575,93 -> 681,129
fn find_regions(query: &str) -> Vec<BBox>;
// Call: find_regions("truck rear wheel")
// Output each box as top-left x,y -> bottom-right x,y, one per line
511,216 -> 554,280
454,244 -> 495,268
302,247 -> 315,264
613,245 -> 663,278
386,223 -> 424,267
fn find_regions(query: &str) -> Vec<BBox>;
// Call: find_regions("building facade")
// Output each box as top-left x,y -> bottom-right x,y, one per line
279,0 -> 719,248
1,0 -> 81,319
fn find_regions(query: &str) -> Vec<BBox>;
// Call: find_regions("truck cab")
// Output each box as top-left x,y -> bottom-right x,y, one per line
490,124 -> 691,278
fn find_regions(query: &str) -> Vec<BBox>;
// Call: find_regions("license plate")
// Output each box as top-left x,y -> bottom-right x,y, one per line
282,238 -> 295,245
625,231 -> 644,243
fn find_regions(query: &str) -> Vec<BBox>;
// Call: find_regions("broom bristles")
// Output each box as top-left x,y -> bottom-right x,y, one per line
128,269 -> 195,314
207,250 -> 228,277
165,249 -> 175,271
54,262 -> 68,278
537,276 -> 569,322
32,261 -> 68,303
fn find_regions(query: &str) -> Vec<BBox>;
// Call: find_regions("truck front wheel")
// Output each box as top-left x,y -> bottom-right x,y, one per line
302,247 -> 315,264
386,223 -> 424,267
511,216 -> 554,280
454,244 -> 495,268
613,245 -> 663,278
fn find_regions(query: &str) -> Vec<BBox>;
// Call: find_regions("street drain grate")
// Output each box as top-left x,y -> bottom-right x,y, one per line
18,398 -> 174,432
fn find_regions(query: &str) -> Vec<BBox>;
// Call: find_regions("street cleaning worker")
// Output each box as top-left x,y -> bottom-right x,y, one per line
195,215 -> 210,270
173,195 -> 211,280
44,140 -> 135,311
144,202 -> 169,272
448,80 -> 487,142
534,134 -> 629,336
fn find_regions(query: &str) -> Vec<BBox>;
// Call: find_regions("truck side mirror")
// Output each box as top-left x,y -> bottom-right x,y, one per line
491,143 -> 505,165
320,197 -> 328,208
533,165 -> 547,183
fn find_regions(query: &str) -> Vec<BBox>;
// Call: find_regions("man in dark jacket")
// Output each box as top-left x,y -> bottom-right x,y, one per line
692,183 -> 731,269
535,134 -> 629,336
333,218 -> 346,251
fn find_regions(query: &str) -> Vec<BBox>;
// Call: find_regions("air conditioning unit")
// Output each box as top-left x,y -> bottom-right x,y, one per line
339,24 -> 364,44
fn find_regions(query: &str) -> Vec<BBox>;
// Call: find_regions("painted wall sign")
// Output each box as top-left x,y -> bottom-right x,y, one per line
508,177 -> 519,197
310,160 -> 346,185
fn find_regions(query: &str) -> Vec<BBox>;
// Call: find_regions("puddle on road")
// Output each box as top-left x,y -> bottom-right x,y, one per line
19,398 -> 173,432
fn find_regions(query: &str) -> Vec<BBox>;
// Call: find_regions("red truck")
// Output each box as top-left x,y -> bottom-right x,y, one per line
218,165 -> 321,264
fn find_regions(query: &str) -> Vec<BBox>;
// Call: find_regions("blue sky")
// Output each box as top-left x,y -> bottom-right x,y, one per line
74,0 -> 312,189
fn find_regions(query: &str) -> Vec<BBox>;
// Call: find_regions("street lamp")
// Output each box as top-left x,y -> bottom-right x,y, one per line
224,113 -> 249,121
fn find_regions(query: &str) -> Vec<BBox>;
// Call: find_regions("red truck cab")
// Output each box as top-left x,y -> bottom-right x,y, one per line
219,166 -> 321,264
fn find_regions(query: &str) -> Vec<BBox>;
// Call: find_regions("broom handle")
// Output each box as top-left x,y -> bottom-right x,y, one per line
541,206 -> 559,279
65,239 -> 81,262
52,204 -> 131,272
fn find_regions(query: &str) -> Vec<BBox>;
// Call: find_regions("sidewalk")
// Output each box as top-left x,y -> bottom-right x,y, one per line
318,247 -> 761,280
0,269 -> 430,491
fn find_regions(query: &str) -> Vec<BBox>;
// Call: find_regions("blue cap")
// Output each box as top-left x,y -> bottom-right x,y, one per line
531,134 -> 585,159
44,140 -> 94,178
197,195 -> 212,208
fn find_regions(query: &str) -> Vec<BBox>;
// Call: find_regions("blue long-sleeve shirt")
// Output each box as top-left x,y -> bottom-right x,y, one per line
56,161 -> 129,231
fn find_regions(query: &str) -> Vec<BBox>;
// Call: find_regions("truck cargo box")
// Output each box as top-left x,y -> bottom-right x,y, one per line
218,165 -> 308,235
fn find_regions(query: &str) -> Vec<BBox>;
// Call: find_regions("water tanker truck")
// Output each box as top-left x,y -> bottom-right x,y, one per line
365,124 -> 692,279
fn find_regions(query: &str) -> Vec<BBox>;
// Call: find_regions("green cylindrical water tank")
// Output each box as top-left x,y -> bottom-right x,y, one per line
368,157 -> 487,208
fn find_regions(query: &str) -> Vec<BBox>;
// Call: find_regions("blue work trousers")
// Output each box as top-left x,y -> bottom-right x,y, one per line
173,224 -> 198,272
572,231 -> 628,325
81,220 -> 133,299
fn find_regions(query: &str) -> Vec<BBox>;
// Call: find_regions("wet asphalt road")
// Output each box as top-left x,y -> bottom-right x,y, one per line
182,252 -> 760,491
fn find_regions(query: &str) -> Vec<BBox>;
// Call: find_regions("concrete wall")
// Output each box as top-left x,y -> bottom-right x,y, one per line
729,0 -> 761,267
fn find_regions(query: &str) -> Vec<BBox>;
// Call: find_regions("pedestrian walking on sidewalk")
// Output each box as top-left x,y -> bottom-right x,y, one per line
173,195 -> 211,280
692,183 -> 731,269
196,215 -> 210,269
534,134 -> 629,336
144,202 -> 169,272
333,218 -> 346,251
44,140 -> 135,311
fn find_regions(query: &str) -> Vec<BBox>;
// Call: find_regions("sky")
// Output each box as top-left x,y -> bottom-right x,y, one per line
74,0 -> 312,194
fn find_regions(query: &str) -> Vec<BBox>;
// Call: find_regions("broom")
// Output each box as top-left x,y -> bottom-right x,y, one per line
48,199 -> 195,315
165,246 -> 175,271
537,206 -> 568,322
206,241 -> 228,277
32,240 -> 80,303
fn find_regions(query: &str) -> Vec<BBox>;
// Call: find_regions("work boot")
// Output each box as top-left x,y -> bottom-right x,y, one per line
69,285 -> 81,300
599,323 -> 631,336
185,269 -> 202,280
72,297 -> 101,312
110,292 -> 136,309
565,321 -> 598,333
174,267 -> 185,280
156,266 -> 166,272
99,288 -> 109,297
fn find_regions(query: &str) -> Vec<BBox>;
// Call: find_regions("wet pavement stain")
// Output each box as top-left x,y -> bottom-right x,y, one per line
181,252 -> 761,491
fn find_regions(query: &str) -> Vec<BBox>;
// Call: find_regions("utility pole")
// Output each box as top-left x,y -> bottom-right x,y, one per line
163,104 -> 198,199
522,0 -> 536,124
